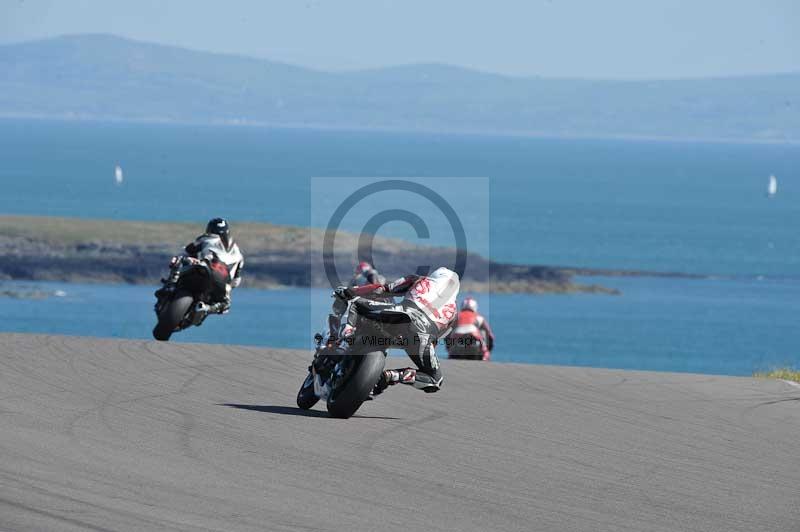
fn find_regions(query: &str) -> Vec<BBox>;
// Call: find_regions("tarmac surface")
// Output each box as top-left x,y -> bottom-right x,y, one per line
1,333 -> 798,531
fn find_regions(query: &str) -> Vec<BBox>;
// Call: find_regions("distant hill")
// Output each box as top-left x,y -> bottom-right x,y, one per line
1,34 -> 798,141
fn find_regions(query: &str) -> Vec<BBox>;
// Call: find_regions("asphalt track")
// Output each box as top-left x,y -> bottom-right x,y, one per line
0,333 -> 798,532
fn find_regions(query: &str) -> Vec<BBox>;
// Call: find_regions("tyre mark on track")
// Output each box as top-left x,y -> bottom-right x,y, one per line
0,496 -> 117,532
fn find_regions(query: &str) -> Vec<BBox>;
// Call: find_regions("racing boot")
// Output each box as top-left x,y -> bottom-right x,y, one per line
207,301 -> 228,314
372,368 -> 416,395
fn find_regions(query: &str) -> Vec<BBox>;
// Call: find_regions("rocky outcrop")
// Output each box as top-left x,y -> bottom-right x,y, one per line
0,217 -> 619,294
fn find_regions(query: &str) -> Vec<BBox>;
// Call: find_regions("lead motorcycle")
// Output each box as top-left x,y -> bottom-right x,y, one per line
152,256 -> 228,341
297,295 -> 397,418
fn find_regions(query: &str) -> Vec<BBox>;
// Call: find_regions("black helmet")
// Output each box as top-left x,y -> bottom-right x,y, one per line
206,217 -> 232,250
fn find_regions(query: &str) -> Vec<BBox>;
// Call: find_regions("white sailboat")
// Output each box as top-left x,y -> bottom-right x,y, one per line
767,174 -> 777,198
114,164 -> 124,186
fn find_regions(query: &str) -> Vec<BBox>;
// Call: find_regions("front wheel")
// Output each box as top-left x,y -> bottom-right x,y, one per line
152,290 -> 193,341
296,371 -> 319,410
326,351 -> 385,419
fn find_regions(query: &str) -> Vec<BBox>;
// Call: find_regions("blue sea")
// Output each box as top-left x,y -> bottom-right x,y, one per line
1,119 -> 799,375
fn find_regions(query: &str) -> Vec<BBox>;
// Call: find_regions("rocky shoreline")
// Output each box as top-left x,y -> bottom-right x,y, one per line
0,215 -> 694,296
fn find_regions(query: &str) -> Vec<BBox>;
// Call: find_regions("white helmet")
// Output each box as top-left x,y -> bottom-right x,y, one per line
461,297 -> 478,312
426,267 -> 460,304
428,267 -> 460,286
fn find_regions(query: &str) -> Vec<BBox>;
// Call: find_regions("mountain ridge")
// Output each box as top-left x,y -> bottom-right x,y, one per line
2,34 -> 798,141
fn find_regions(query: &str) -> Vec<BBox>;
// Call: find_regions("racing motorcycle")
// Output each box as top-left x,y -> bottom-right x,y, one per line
297,296 -> 394,418
152,256 -> 228,341
446,328 -> 489,360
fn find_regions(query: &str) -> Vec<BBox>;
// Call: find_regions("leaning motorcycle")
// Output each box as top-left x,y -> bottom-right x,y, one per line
152,256 -> 227,341
297,296 -> 393,418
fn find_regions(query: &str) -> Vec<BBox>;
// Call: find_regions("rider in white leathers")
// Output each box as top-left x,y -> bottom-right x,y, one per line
158,218 -> 244,314
335,267 -> 460,394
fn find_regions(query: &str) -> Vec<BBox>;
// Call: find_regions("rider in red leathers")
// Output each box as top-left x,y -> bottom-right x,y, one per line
447,297 -> 494,361
350,261 -> 386,287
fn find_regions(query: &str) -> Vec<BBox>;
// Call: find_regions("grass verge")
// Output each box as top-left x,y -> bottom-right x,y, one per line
754,369 -> 800,383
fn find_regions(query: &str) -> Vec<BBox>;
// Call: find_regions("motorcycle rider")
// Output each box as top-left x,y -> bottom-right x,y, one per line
334,266 -> 460,394
349,261 -> 392,303
447,297 -> 495,361
350,261 -> 385,287
156,217 -> 244,315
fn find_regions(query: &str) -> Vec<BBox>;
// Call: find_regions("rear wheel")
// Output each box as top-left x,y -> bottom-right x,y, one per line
296,372 -> 319,410
326,351 -> 385,419
448,339 -> 485,360
152,290 -> 193,341
448,350 -> 483,360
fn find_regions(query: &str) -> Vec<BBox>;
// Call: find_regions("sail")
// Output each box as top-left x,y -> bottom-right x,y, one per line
114,165 -> 124,185
767,175 -> 777,197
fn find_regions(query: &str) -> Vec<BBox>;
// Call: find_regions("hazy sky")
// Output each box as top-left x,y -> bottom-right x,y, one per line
1,0 -> 798,79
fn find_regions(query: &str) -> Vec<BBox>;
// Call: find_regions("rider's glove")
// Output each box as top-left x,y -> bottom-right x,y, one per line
333,286 -> 355,300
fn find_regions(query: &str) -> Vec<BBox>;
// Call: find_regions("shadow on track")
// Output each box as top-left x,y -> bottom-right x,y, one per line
219,404 -> 400,420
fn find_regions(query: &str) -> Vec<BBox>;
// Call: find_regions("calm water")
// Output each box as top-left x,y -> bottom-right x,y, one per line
1,119 -> 799,276
0,119 -> 798,375
0,278 -> 797,376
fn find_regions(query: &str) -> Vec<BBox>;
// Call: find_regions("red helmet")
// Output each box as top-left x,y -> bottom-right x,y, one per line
355,261 -> 372,275
461,297 -> 478,312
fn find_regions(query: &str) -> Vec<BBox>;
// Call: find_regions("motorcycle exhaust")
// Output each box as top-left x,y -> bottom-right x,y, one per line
192,302 -> 210,326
